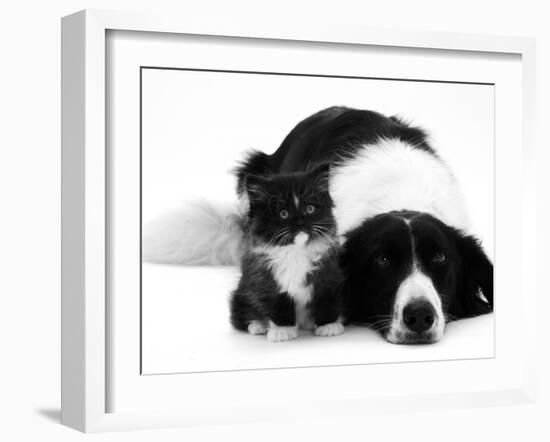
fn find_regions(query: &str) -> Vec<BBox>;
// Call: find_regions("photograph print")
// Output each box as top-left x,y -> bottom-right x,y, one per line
141,67 -> 494,374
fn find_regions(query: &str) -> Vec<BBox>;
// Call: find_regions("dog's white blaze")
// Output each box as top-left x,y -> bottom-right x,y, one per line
330,138 -> 470,236
387,270 -> 445,343
256,237 -> 332,329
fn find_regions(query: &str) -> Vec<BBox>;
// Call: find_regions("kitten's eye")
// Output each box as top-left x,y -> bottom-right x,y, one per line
305,204 -> 316,215
432,252 -> 447,264
279,209 -> 289,219
376,255 -> 390,267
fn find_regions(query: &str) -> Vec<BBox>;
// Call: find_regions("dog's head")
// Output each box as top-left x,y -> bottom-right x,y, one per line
342,211 -> 493,344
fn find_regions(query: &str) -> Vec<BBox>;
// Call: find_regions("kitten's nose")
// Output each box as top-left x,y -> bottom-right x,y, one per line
296,219 -> 304,227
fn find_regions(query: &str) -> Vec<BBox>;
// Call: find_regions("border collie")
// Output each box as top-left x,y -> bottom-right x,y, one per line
143,106 -> 493,344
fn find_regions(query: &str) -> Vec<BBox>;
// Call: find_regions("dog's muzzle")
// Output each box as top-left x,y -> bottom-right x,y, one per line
386,271 -> 445,344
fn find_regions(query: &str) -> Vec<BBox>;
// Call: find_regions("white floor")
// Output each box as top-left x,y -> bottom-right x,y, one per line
142,263 -> 494,374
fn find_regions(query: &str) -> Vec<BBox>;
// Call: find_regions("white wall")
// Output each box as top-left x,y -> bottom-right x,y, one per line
0,1 -> 547,440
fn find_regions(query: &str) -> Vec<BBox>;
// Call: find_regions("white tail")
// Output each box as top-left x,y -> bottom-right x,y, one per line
142,200 -> 245,266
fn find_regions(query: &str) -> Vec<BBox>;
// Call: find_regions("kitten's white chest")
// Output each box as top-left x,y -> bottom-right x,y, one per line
260,235 -> 329,305
266,245 -> 313,304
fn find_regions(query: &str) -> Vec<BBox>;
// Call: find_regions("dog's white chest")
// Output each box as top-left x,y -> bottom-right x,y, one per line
329,138 -> 470,235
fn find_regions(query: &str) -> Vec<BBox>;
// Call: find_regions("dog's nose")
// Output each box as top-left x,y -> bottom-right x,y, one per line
403,300 -> 435,333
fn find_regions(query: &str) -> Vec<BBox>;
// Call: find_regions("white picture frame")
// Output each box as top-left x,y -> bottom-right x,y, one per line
61,9 -> 537,433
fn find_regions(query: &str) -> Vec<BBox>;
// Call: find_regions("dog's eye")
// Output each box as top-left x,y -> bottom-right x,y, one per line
432,252 -> 447,264
305,204 -> 316,215
279,209 -> 289,219
376,255 -> 390,267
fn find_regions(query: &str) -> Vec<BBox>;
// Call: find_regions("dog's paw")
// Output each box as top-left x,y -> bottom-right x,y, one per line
267,324 -> 298,342
314,322 -> 344,337
247,320 -> 268,335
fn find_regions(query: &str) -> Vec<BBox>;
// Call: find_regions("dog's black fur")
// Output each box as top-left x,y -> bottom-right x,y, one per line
236,106 -> 433,191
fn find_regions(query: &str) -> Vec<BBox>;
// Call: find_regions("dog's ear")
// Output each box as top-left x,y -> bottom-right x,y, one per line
449,231 -> 493,318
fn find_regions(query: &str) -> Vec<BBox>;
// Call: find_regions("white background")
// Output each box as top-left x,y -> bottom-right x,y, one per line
141,68 -> 495,374
0,1 -> 548,441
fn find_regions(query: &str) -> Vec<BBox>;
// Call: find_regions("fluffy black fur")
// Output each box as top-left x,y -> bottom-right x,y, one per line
230,165 -> 344,335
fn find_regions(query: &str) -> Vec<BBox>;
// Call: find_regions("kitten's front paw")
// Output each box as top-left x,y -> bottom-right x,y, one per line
314,322 -> 344,337
267,324 -> 298,342
247,320 -> 268,335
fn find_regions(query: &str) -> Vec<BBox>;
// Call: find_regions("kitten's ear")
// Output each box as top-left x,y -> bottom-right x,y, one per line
244,174 -> 269,202
310,163 -> 331,191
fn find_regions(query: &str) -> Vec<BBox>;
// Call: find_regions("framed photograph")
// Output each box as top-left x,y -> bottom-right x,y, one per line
61,9 -> 537,433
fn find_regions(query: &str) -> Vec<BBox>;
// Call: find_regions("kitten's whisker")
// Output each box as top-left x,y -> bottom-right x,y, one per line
260,230 -> 287,249
272,228 -> 293,247
312,230 -> 333,244
313,225 -> 335,235
314,224 -> 334,231
312,226 -> 337,243
311,226 -> 335,242
273,230 -> 290,247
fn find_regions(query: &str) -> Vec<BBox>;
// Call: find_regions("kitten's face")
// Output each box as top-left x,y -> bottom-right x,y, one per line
245,164 -> 336,246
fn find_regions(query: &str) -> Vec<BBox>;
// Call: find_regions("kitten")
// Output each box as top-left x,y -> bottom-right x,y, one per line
230,164 -> 345,342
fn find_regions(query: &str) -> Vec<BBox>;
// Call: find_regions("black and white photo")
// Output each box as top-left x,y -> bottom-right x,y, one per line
140,68 -> 494,373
